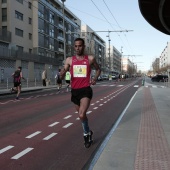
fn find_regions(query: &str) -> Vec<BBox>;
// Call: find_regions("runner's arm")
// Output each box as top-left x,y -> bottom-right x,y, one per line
60,57 -> 71,79
90,57 -> 101,85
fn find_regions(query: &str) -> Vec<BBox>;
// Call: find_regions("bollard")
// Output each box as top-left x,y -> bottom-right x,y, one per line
142,79 -> 145,86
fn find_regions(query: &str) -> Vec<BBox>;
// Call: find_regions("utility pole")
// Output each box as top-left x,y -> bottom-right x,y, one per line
61,0 -> 66,65
106,32 -> 111,74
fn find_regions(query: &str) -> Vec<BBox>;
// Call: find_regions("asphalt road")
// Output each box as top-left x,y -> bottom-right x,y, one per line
0,79 -> 142,170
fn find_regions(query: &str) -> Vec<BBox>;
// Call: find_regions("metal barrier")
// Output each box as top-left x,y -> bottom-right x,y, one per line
0,78 -> 58,90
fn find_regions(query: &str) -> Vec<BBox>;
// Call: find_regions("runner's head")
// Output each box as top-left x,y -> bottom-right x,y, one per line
74,38 -> 85,56
18,66 -> 22,71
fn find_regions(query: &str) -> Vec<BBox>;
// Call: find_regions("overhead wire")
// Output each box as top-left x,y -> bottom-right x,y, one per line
102,0 -> 134,54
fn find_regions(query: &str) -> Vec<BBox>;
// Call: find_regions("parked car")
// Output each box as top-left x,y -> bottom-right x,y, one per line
151,75 -> 168,82
101,74 -> 109,80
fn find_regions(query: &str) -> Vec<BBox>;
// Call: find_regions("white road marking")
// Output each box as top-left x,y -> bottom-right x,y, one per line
93,107 -> 98,110
100,99 -> 103,100
104,101 -> 107,103
91,103 -> 95,105
42,94 -> 47,96
99,104 -> 103,106
134,85 -> 139,87
64,115 -> 72,119
96,101 -> 99,103
11,148 -> 34,160
87,111 -> 92,114
48,122 -> 59,127
76,117 -> 80,120
152,86 -> 157,88
117,85 -> 124,87
0,145 -> 14,154
75,111 -> 78,113
145,86 -> 148,87
26,131 -> 41,138
63,123 -> 73,128
43,133 -> 57,140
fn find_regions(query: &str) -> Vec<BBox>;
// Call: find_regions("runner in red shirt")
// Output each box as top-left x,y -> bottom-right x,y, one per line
60,38 -> 101,148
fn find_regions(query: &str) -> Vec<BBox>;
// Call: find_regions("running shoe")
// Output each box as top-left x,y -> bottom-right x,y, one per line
84,130 -> 93,148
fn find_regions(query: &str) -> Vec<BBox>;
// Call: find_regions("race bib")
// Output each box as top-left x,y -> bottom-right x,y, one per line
73,65 -> 87,77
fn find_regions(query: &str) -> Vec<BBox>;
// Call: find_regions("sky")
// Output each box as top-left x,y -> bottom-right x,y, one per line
64,0 -> 170,72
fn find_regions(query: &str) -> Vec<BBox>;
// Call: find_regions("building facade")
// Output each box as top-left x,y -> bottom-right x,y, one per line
106,45 -> 121,75
0,0 -> 80,82
159,42 -> 170,76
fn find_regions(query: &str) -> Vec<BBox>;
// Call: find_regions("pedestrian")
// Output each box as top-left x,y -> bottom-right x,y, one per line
55,69 -> 62,91
11,66 -> 25,100
65,71 -> 71,92
60,38 -> 101,148
42,69 -> 47,86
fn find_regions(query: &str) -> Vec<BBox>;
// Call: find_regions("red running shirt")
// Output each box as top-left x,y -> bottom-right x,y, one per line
70,55 -> 91,89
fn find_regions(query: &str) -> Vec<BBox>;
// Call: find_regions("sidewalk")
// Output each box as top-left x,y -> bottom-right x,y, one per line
90,84 -> 170,170
0,85 -> 57,96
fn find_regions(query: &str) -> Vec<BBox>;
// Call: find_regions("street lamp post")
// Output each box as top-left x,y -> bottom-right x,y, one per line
106,32 -> 111,74
61,0 -> 66,64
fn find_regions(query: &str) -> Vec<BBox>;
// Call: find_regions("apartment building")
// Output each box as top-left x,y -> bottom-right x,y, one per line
106,45 -> 121,75
159,42 -> 170,76
0,0 -> 80,81
81,24 -> 106,74
121,57 -> 136,77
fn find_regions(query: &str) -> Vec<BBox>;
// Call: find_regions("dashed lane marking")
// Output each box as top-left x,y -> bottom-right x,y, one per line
64,115 -> 72,119
87,111 -> 92,114
25,131 -> 41,139
43,133 -> 57,140
99,104 -> 103,106
11,148 -> 34,160
63,123 -> 73,128
134,85 -> 139,87
93,107 -> 98,110
48,122 -> 59,127
0,145 -> 14,154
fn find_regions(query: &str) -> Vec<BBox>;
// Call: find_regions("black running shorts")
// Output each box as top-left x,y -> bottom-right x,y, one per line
71,86 -> 93,106
14,82 -> 21,87
66,80 -> 70,84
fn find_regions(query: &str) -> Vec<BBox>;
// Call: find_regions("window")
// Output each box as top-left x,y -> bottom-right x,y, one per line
28,2 -> 32,9
29,49 -> 32,54
15,28 -> 23,37
2,0 -> 7,3
38,3 -> 44,18
2,26 -> 7,32
28,17 -> 32,24
15,11 -> 23,21
17,45 -> 23,53
2,8 -> 7,21
16,0 -> 23,4
29,33 -> 32,40
49,12 -> 54,24
49,25 -> 54,37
